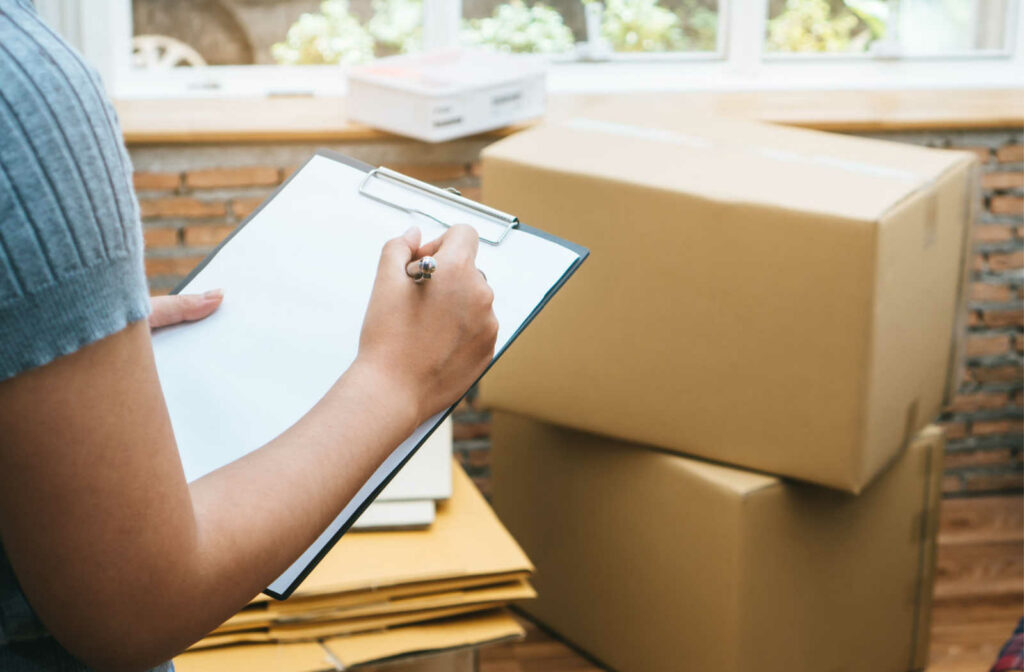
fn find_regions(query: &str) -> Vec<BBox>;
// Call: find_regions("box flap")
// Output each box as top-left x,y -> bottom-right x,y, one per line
323,609 -> 524,668
175,642 -> 331,672
482,110 -> 970,223
676,455 -> 781,497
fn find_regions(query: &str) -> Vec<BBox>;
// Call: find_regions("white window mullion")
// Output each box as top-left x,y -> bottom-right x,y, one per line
34,0 -> 132,96
422,0 -> 462,50
725,0 -> 765,77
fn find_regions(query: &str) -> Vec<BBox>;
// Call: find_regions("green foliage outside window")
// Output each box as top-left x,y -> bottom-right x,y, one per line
271,0 -> 375,64
588,0 -> 717,53
765,0 -> 886,53
461,0 -> 576,53
271,0 -> 721,64
368,0 -> 423,55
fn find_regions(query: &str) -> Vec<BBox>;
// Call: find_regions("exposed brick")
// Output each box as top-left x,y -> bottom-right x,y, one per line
981,308 -> 1024,328
133,171 -> 180,191
145,255 -> 206,277
143,227 -> 179,249
941,473 -> 963,494
982,172 -> 1024,191
972,254 -> 987,272
966,334 -> 1012,357
185,166 -> 281,189
963,470 -> 1024,493
281,165 -> 302,181
469,162 -> 483,178
989,195 -> 1024,216
953,146 -> 992,164
974,225 -> 1015,243
470,475 -> 491,498
987,250 -> 1024,271
231,197 -> 264,220
972,419 -> 1024,436
140,197 -> 226,219
970,282 -> 1014,303
460,448 -> 490,469
967,311 -> 983,327
453,421 -> 490,441
972,365 -> 1024,383
944,448 -> 1016,469
939,421 -> 968,440
1015,333 -> 1024,353
149,287 -> 172,297
183,225 -> 236,247
946,392 -> 1009,413
386,163 -> 468,183
996,144 -> 1024,163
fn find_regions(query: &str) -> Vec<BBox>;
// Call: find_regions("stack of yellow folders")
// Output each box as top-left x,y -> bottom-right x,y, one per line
175,462 -> 533,672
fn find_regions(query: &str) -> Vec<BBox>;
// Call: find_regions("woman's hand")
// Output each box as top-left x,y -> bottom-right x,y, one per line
148,290 -> 224,329
355,225 -> 498,424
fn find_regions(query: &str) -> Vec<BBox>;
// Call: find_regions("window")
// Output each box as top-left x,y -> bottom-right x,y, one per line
460,0 -> 720,56
37,0 -> 1023,97
130,0 -> 422,67
764,0 -> 1013,57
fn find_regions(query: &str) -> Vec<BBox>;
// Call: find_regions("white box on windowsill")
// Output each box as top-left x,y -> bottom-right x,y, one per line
346,49 -> 546,143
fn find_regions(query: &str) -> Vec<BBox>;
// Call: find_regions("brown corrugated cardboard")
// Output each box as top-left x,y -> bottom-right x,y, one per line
193,600 -> 506,649
175,641 -> 330,672
490,413 -> 944,672
323,609 -> 523,667
209,579 -> 535,637
223,572 -> 530,629
480,112 -> 974,491
177,616 -> 506,672
285,461 -> 532,597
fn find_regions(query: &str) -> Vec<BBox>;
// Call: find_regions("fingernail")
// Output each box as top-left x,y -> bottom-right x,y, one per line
403,226 -> 419,241
203,289 -> 224,300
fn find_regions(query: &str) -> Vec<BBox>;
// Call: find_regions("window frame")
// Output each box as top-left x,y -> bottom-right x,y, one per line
56,0 -> 1024,98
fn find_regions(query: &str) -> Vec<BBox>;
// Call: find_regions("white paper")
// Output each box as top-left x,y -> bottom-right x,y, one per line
350,499 -> 436,530
151,154 -> 579,597
373,418 -> 452,503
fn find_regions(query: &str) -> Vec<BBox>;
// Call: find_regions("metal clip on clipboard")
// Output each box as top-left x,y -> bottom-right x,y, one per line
358,166 -> 519,246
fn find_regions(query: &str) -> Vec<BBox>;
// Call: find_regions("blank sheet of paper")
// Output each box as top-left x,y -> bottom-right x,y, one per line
151,153 -> 581,598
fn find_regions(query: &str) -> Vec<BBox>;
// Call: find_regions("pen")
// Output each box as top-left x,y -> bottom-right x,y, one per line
406,256 -> 437,283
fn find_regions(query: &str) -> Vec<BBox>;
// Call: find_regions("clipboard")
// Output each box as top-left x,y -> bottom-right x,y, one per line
154,149 -> 587,600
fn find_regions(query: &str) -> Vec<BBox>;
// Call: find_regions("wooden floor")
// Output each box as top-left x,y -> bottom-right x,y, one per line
478,496 -> 1023,672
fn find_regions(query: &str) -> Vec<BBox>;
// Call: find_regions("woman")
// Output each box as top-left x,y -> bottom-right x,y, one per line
0,2 -> 498,670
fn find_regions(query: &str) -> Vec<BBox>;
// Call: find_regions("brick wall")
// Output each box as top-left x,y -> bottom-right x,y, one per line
131,127 -> 1023,498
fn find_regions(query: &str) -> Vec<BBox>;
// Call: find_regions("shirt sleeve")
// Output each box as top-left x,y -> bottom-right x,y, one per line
0,2 -> 150,382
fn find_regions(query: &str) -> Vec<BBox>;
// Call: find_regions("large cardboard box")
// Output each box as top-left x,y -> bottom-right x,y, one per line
480,112 -> 974,491
490,413 -> 944,672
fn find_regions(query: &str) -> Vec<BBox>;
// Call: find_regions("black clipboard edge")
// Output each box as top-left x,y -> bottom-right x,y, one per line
171,148 -> 588,600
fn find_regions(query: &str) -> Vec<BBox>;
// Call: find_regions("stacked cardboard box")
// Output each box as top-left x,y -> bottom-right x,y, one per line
175,460 -> 533,671
480,109 -> 976,671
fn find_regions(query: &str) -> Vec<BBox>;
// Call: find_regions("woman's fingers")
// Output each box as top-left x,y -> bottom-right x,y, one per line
415,224 -> 479,263
148,291 -> 224,329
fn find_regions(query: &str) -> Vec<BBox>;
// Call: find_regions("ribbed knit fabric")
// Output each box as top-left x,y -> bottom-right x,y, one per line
0,1 -> 166,670
0,0 -> 150,382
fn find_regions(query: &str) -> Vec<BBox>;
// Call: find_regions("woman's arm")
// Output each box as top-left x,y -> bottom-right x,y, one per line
0,225 -> 497,672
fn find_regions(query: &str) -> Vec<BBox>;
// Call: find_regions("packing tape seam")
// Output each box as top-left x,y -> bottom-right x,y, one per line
564,117 -> 925,183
